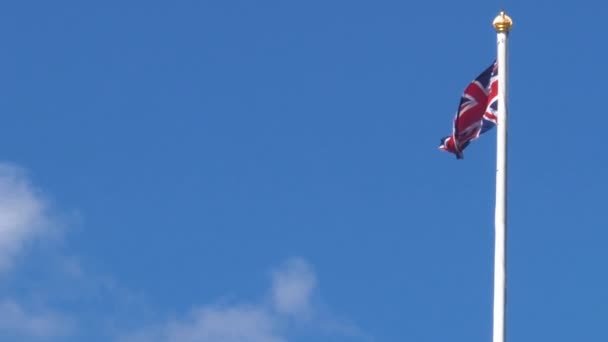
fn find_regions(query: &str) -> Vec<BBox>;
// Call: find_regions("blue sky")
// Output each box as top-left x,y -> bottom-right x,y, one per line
0,1 -> 607,341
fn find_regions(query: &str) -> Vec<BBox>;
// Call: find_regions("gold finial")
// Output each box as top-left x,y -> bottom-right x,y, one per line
493,10 -> 513,33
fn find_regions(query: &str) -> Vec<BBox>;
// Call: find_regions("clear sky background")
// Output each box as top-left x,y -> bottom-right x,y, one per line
0,1 -> 606,341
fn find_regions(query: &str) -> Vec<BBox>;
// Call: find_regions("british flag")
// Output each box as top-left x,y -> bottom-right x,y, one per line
440,61 -> 498,159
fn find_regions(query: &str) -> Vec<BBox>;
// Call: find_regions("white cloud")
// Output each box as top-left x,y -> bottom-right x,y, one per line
166,306 -> 283,342
0,163 -> 72,340
0,299 -> 72,339
120,258 -> 338,342
0,163 -> 364,341
0,163 -> 367,342
122,305 -> 284,342
271,258 -> 316,317
0,163 -> 55,272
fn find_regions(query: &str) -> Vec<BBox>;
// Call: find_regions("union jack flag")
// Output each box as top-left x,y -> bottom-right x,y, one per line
440,61 -> 498,159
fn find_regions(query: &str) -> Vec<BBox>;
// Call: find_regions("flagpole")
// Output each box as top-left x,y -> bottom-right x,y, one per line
492,11 -> 512,342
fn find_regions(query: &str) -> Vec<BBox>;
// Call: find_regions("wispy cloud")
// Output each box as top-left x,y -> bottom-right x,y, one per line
0,298 -> 72,340
0,162 -> 369,342
119,257 -> 365,342
0,163 -> 56,272
271,258 -> 316,318
0,163 -> 73,340
121,305 -> 284,342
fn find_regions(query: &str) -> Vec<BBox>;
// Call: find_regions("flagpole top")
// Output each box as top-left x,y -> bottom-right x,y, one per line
493,11 -> 513,33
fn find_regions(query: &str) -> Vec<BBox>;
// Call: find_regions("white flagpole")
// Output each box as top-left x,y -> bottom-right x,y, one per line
492,11 -> 512,342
